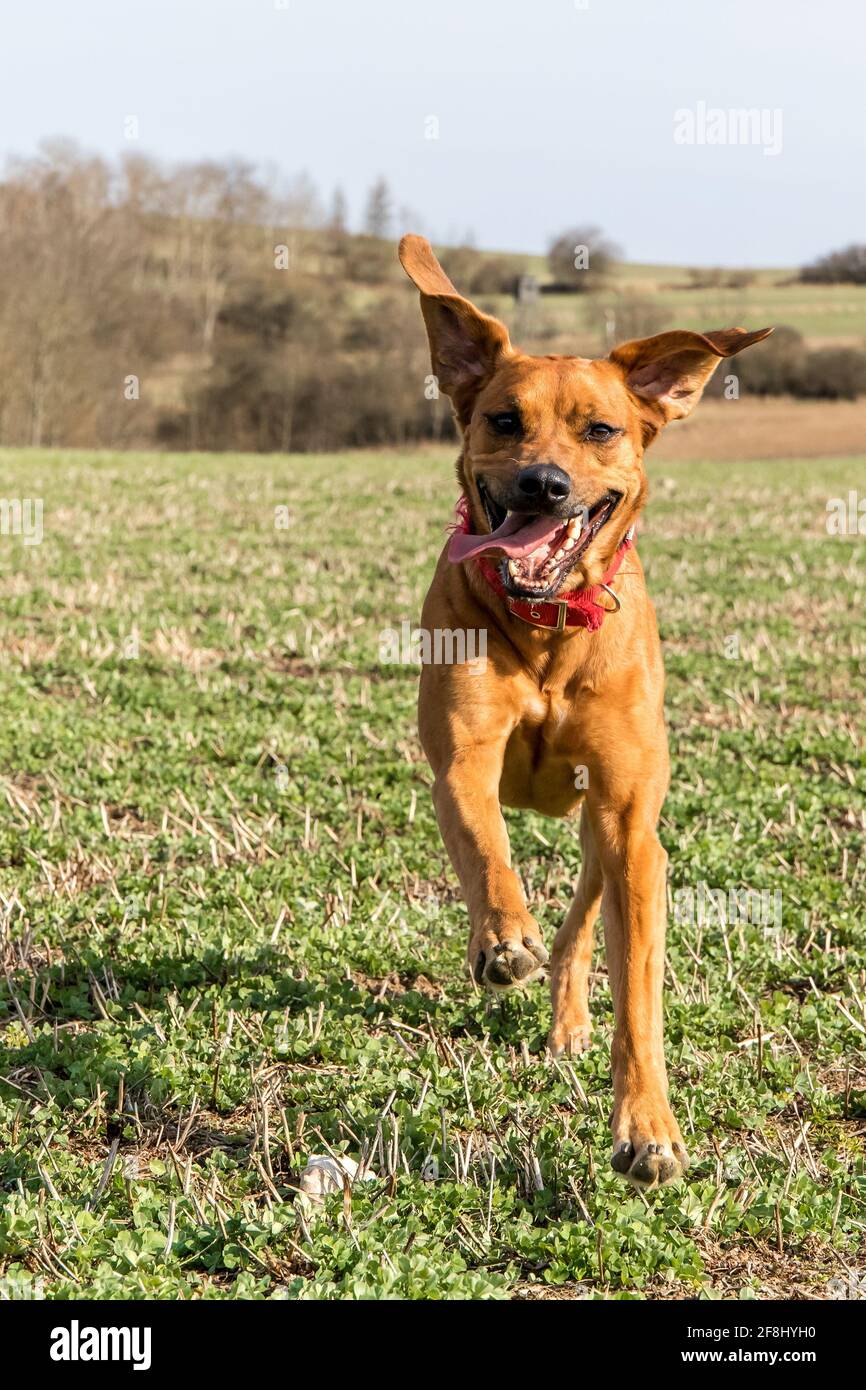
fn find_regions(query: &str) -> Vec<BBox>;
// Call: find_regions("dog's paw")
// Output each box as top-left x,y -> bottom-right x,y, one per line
470,931 -> 548,991
610,1102 -> 689,1189
546,1021 -> 592,1057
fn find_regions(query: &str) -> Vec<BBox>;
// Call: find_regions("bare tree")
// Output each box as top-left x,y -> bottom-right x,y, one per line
329,186 -> 349,236
547,225 -> 621,292
363,177 -> 392,238
0,141 -> 147,446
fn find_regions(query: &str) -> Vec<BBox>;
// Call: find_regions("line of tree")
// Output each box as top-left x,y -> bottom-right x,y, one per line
704,325 -> 866,400
0,143 -> 862,455
800,244 -> 866,285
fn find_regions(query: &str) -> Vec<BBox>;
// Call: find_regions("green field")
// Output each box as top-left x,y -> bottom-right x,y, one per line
0,445 -> 864,1300
481,252 -> 866,345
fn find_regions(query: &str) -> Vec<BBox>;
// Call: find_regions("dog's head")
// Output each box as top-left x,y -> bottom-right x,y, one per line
399,234 -> 772,601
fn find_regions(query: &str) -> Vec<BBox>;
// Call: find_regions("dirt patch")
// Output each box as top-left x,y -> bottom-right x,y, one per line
513,1235 -> 850,1300
352,969 -> 445,1002
653,397 -> 866,462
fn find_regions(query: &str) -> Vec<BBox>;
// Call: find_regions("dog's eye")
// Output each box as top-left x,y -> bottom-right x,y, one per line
586,422 -> 619,442
485,411 -> 521,436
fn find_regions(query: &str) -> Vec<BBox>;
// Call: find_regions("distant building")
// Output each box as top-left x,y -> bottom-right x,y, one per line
516,273 -> 540,303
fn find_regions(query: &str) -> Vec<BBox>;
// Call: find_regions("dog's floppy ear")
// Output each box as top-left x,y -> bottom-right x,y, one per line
610,326 -> 773,424
399,234 -> 512,428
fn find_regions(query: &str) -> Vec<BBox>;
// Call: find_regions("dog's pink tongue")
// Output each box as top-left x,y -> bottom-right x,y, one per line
448,512 -> 564,564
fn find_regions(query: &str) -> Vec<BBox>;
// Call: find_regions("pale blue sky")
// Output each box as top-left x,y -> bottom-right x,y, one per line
2,0 -> 863,265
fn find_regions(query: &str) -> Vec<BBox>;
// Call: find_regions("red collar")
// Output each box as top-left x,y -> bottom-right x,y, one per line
449,495 -> 635,633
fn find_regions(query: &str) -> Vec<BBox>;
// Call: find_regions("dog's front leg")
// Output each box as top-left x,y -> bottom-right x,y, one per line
592,805 -> 689,1188
430,745 -> 548,990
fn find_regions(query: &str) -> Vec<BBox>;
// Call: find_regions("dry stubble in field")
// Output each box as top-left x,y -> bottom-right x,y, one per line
0,442 -> 863,1300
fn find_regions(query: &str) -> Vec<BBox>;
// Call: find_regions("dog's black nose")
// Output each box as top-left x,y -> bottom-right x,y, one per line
515,464 -> 572,507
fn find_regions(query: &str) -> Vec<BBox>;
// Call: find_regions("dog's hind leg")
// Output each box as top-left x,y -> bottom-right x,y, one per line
548,808 -> 602,1056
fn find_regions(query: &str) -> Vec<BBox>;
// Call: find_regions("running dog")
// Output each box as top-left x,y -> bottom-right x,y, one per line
400,234 -> 771,1187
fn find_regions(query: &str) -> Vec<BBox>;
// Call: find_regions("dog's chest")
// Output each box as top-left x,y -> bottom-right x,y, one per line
499,684 -> 593,814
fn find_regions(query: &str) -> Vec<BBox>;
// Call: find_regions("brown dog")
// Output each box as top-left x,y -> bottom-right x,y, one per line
400,234 -> 771,1188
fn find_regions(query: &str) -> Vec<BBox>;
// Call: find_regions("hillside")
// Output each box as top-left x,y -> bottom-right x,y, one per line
0,149 -> 864,453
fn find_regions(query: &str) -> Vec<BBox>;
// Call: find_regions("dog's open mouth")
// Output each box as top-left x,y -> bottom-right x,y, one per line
449,481 -> 622,599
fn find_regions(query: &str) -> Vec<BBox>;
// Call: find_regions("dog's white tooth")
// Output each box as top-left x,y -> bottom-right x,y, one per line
508,560 -> 519,577
564,537 -> 576,550
552,547 -> 564,560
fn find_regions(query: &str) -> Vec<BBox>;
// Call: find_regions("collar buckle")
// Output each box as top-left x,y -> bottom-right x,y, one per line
509,597 -> 570,631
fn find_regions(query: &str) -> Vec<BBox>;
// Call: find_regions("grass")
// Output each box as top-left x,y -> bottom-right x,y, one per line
494,253 -> 866,344
544,284 -> 866,347
0,441 -> 864,1301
